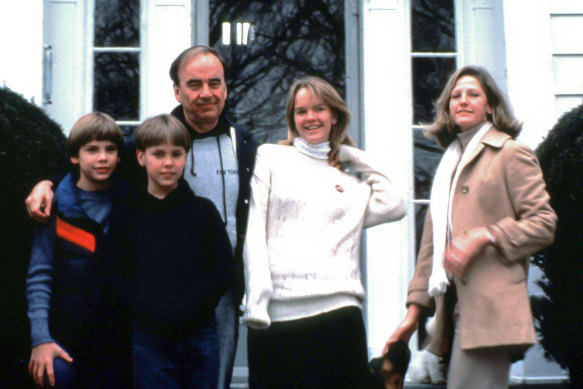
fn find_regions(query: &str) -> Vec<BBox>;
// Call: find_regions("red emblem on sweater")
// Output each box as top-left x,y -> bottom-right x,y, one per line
335,185 -> 344,193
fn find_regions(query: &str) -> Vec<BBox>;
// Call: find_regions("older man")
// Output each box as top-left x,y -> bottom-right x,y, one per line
26,46 -> 258,389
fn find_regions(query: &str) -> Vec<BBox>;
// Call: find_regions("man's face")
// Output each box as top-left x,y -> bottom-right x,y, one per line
173,53 -> 228,134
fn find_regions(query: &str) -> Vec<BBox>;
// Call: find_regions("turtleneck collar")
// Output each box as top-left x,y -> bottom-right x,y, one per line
293,137 -> 331,160
457,121 -> 491,151
170,105 -> 231,140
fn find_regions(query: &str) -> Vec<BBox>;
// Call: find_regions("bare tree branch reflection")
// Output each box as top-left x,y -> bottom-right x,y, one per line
210,0 -> 345,144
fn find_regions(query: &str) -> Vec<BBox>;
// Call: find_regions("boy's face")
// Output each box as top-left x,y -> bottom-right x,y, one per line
71,140 -> 119,191
137,143 -> 188,198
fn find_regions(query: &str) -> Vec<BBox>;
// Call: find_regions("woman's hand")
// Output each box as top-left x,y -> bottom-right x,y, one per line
383,304 -> 423,354
444,227 -> 493,278
25,180 -> 54,223
28,342 -> 73,387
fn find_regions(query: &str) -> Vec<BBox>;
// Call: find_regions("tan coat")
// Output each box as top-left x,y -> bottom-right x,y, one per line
407,127 -> 557,360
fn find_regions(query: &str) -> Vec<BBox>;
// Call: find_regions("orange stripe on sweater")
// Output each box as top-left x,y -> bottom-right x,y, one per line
56,217 -> 96,253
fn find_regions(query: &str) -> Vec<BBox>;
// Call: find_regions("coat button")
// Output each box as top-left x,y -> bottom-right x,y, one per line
461,185 -> 469,194
244,199 -> 249,205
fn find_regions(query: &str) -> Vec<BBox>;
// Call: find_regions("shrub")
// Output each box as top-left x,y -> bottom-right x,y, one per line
0,87 -> 68,387
534,103 -> 583,388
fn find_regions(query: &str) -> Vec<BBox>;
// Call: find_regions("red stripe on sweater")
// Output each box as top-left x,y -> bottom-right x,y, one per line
56,217 -> 96,253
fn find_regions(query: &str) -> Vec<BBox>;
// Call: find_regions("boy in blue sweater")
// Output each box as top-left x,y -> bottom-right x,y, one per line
26,112 -> 131,388
108,114 -> 234,388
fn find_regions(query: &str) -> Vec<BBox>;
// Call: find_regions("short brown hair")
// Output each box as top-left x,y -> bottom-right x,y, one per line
136,114 -> 191,152
283,76 -> 353,152
428,65 -> 522,147
67,112 -> 123,157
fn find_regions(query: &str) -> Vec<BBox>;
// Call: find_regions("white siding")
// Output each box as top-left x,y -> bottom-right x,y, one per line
550,6 -> 583,118
553,56 -> 583,95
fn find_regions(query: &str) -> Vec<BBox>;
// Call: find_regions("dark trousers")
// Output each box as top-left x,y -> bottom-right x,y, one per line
247,306 -> 369,389
49,348 -> 131,388
132,322 -> 219,389
51,357 -> 79,389
215,286 -> 239,389
49,319 -> 131,388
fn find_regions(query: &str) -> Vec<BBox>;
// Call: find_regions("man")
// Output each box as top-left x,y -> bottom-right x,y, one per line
26,46 -> 258,389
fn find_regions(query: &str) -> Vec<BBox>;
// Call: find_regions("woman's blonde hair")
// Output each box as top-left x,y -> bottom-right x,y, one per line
427,65 -> 522,147
282,76 -> 353,152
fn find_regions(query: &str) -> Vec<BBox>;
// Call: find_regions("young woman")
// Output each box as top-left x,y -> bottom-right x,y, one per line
243,76 -> 406,389
385,65 -> 557,389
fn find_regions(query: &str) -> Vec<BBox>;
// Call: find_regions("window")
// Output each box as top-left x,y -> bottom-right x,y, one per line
411,0 -> 457,254
93,0 -> 141,138
209,0 -> 346,144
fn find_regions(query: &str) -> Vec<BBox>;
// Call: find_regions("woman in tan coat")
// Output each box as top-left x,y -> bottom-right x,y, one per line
385,65 -> 557,389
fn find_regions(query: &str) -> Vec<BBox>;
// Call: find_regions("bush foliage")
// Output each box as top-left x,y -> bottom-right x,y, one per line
0,87 -> 68,387
534,103 -> 583,388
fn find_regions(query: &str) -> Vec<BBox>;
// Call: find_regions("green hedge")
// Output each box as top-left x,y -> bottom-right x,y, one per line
0,87 -> 68,387
534,103 -> 583,388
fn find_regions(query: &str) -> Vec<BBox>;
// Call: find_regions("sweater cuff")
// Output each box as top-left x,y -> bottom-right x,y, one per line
30,318 -> 53,347
243,308 -> 271,329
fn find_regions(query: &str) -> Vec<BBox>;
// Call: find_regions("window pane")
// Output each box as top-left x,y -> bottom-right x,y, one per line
411,0 -> 455,52
94,52 -> 140,120
412,57 -> 456,124
414,129 -> 443,200
94,0 -> 140,47
210,0 -> 345,144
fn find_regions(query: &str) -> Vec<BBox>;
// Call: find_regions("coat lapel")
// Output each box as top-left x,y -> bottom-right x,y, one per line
460,126 -> 510,172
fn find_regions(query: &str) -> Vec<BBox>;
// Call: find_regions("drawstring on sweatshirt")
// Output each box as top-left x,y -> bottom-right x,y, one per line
190,149 -> 197,177
216,136 -> 228,226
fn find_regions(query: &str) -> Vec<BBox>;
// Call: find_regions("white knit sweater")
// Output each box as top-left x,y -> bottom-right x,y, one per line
243,142 -> 406,329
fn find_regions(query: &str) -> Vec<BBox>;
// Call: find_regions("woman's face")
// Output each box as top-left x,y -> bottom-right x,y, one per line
293,87 -> 337,144
449,75 -> 492,132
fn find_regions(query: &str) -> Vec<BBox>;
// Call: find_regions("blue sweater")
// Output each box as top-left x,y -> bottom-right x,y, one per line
26,172 -> 131,348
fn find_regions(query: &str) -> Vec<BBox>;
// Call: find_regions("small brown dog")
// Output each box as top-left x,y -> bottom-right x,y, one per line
368,340 -> 411,389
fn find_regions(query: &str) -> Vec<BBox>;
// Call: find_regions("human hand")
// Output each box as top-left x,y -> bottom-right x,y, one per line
328,149 -> 343,171
29,342 -> 73,387
25,180 -> 54,222
383,304 -> 422,354
443,227 -> 491,278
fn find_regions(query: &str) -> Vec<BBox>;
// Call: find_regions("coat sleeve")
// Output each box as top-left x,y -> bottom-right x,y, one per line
406,209 -> 436,313
26,215 -> 57,347
337,145 -> 406,228
489,142 -> 557,263
242,147 -> 274,329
